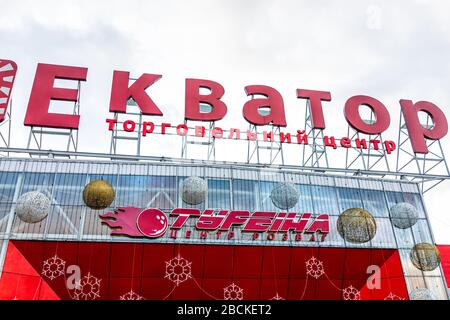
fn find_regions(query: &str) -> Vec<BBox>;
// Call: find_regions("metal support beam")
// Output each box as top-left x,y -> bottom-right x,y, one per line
247,124 -> 284,165
110,94 -> 143,158
1,147 -> 449,182
345,116 -> 390,173
302,100 -> 329,168
396,111 -> 450,193
0,98 -> 12,156
181,119 -> 216,161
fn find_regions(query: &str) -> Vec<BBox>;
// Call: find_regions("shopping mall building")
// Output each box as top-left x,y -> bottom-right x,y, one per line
0,59 -> 450,300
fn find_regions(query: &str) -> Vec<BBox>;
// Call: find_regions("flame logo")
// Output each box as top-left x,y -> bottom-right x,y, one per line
100,207 -> 169,238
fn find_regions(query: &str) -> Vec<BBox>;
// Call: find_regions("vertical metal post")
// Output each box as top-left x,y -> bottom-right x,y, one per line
0,172 -> 24,275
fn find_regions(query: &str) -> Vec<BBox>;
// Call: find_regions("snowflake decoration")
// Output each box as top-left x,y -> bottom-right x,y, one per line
72,272 -> 101,300
42,255 -> 66,280
120,290 -> 144,300
342,285 -> 361,300
270,293 -> 284,300
224,283 -> 244,300
305,256 -> 325,279
165,254 -> 192,286
384,292 -> 405,300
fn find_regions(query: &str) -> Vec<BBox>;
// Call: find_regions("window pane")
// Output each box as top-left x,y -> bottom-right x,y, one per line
336,187 -> 363,212
360,189 -> 389,217
310,186 -> 339,215
208,179 -> 230,209
293,184 -> 314,213
259,181 -> 277,211
232,179 -> 258,211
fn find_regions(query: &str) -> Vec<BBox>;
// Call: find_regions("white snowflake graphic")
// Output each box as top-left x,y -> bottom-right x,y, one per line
342,285 -> 361,300
384,292 -> 405,300
72,272 -> 101,300
120,290 -> 144,300
42,255 -> 66,280
165,254 -> 192,286
224,283 -> 244,300
270,293 -> 285,300
305,256 -> 325,279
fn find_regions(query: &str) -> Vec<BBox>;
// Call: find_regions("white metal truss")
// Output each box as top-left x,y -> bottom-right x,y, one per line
109,95 -> 143,158
396,111 -> 450,193
26,81 -> 81,158
302,100 -> 329,168
0,98 -> 12,155
181,117 -> 216,161
345,116 -> 390,173
246,124 -> 284,165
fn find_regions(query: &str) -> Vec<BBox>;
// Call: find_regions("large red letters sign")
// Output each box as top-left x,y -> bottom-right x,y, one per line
4,61 -> 446,154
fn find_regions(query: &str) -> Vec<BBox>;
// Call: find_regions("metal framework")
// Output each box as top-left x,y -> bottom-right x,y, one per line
109,97 -> 143,158
302,100 -> 329,168
8,87 -> 450,193
109,77 -> 143,158
181,116 -> 216,161
246,124 -> 284,165
0,98 -> 12,154
26,81 -> 81,158
396,111 -> 450,193
3,146 -> 450,182
345,116 -> 390,173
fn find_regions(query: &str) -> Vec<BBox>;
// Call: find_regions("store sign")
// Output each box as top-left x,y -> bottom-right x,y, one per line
3,59 -> 449,154
99,207 -> 330,242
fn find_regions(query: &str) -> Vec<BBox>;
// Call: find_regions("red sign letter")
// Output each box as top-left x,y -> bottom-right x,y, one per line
243,85 -> 286,126
400,99 -> 448,154
24,63 -> 87,129
185,79 -> 227,121
296,89 -> 331,129
109,71 -> 163,116
344,95 -> 390,134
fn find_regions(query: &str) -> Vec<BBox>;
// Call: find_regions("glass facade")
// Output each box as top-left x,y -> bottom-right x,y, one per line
0,157 -> 448,299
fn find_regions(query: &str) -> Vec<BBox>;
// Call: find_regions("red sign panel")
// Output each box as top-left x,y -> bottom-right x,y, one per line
99,207 -> 330,242
0,240 -> 408,300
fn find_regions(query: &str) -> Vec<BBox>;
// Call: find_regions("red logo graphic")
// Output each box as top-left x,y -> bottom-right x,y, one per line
100,207 -> 168,238
101,207 -> 330,242
0,59 -> 17,122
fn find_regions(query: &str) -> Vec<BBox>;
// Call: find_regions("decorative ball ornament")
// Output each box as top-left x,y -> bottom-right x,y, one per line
181,176 -> 207,205
270,182 -> 299,210
82,180 -> 115,210
390,202 -> 419,229
337,208 -> 377,243
15,191 -> 51,223
410,243 -> 441,271
409,288 -> 436,300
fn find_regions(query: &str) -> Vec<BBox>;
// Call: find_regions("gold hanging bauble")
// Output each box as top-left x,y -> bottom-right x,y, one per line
410,243 -> 441,271
82,179 -> 115,210
337,208 -> 377,243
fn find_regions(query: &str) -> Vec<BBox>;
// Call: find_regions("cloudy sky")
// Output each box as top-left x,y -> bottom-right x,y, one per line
2,0 -> 450,242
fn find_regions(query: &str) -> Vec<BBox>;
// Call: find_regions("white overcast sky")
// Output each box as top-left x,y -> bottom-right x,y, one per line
2,0 -> 450,243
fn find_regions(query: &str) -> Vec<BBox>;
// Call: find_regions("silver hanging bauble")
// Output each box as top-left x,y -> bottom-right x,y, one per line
15,191 -> 51,223
390,202 -> 418,229
270,182 -> 299,210
181,176 -> 208,205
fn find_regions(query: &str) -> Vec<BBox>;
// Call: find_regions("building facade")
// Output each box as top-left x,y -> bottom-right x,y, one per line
0,156 -> 449,300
